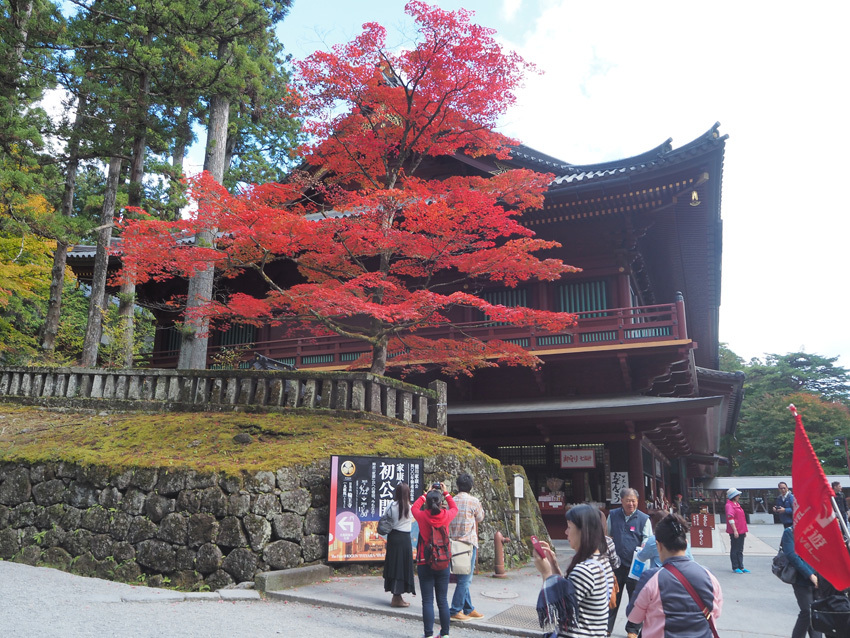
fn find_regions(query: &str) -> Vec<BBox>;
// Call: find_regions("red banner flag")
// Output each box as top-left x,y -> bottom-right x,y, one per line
789,404 -> 850,590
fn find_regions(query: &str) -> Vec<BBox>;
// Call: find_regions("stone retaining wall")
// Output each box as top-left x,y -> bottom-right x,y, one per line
0,457 -> 542,590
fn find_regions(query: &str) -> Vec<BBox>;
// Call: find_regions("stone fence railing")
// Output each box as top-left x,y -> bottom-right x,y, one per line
0,367 -> 447,433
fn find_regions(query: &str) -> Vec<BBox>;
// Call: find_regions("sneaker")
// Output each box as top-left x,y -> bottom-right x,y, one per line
451,612 -> 470,621
741,568 -> 751,573
734,568 -> 743,573
466,610 -> 483,619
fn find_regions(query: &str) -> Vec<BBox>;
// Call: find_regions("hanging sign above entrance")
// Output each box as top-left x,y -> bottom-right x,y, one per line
560,449 -> 596,469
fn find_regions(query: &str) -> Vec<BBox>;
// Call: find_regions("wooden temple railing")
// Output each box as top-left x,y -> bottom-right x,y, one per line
0,367 -> 448,433
152,301 -> 685,371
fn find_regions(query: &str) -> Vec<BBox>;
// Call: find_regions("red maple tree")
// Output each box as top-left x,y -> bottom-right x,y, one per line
119,1 -> 580,376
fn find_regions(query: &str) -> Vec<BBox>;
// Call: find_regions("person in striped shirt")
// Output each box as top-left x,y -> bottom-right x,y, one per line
535,504 -> 614,638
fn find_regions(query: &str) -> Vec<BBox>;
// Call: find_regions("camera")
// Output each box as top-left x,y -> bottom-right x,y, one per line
432,482 -> 442,490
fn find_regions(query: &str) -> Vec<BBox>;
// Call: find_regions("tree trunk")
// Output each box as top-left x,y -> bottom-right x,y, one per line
177,93 -> 229,370
80,154 -> 122,367
11,1 -> 34,66
117,60 -> 150,369
370,336 -> 388,376
42,96 -> 87,354
168,106 -> 191,221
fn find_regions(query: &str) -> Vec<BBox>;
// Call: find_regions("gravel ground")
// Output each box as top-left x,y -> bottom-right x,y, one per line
0,561 -> 510,638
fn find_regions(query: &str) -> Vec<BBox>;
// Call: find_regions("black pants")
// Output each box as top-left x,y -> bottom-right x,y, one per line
608,565 -> 640,635
792,581 -> 824,638
729,533 -> 745,570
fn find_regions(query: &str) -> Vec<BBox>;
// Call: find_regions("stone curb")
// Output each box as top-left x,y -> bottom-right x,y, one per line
116,589 -> 261,603
264,589 -> 540,637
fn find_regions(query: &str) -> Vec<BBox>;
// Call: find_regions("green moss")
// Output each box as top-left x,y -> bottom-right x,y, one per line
0,405 -> 482,476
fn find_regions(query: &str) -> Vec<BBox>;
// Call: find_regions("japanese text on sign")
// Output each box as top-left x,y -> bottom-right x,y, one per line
560,449 -> 596,469
610,472 -> 628,503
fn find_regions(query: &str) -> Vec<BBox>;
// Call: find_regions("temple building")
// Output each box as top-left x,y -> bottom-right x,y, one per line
69,123 -> 743,535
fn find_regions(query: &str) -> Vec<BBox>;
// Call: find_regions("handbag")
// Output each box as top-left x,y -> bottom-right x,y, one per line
771,548 -> 797,584
811,594 -> 850,636
451,539 -> 474,575
377,502 -> 394,536
627,549 -> 649,580
609,574 -> 620,609
663,563 -> 720,638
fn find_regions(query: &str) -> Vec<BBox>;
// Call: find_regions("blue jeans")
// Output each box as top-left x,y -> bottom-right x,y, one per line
450,546 -> 476,615
418,563 -> 451,637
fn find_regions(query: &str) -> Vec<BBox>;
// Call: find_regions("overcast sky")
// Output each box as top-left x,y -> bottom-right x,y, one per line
262,1 -> 850,366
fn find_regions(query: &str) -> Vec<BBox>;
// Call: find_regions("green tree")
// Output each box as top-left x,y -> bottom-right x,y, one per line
745,351 -> 850,404
722,347 -> 850,474
735,391 -> 850,475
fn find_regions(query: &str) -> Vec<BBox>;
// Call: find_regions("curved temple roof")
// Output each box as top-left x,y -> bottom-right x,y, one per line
508,122 -> 726,192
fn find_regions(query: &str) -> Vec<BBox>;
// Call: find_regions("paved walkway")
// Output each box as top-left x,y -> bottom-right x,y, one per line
0,523 -> 798,638
269,523 -> 795,637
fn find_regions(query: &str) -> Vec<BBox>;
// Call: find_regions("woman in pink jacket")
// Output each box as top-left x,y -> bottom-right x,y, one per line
725,488 -> 749,573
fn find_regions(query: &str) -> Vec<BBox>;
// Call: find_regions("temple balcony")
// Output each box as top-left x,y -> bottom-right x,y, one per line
151,300 -> 688,372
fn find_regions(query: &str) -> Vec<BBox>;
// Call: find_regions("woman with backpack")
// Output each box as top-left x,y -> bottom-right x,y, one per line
383,482 -> 416,608
412,481 -> 458,638
781,525 -> 823,638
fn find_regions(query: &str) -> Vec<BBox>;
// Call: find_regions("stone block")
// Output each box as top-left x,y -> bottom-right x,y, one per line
251,493 -> 281,517
243,514 -> 271,551
195,543 -> 223,574
271,512 -> 303,541
221,547 -> 258,583
144,493 -> 175,523
261,539 -> 302,570
157,512 -> 188,544
136,539 -> 176,573
0,467 -> 31,506
255,564 -> 331,592
279,488 -> 310,515
80,507 -> 111,533
156,470 -> 187,495
188,513 -> 219,547
217,516 -> 247,549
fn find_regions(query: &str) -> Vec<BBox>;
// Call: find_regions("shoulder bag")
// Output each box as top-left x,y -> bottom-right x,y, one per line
377,502 -> 394,536
663,562 -> 720,638
771,548 -> 797,584
450,539 -> 473,575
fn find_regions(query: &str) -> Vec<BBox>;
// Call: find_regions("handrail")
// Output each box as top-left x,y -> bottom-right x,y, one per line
0,366 -> 448,433
152,302 -> 682,369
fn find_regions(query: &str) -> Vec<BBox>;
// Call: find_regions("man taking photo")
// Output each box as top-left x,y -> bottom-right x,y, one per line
773,481 -> 794,528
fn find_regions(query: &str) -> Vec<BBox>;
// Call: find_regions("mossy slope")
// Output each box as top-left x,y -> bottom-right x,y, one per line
0,405 -> 483,475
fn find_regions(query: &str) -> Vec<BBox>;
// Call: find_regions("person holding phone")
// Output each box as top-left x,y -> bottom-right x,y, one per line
412,481 -> 458,638
533,504 -> 613,637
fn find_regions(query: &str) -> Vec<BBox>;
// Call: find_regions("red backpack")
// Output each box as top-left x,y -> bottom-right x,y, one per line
418,524 -> 452,571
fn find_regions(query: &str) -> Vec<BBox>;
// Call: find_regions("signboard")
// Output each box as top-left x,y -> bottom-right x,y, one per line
610,472 -> 628,503
690,513 -> 716,529
690,525 -> 713,548
328,455 -> 424,562
560,449 -> 596,469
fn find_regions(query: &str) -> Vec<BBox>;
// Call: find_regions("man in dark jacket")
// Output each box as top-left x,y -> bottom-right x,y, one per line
607,487 -> 652,637
833,482 -> 848,525
774,482 -> 795,528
